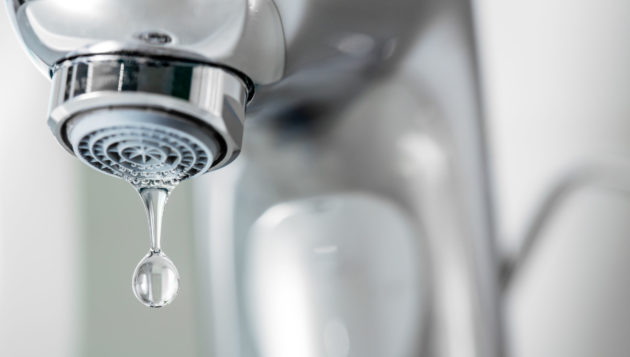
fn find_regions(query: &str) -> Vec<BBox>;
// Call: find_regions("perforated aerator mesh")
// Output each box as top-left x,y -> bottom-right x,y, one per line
67,108 -> 220,188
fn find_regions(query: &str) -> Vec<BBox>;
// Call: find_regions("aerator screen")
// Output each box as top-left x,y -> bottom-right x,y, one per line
67,108 -> 220,189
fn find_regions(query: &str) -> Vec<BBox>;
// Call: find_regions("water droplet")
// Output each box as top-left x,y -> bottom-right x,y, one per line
131,187 -> 180,308
132,250 -> 180,308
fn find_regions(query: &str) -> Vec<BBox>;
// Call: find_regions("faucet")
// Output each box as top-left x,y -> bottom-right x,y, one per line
5,0 -> 506,356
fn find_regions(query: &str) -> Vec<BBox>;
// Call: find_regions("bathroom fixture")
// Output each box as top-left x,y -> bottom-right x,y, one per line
6,0 -> 284,186
6,0 -> 421,187
6,0 -> 506,356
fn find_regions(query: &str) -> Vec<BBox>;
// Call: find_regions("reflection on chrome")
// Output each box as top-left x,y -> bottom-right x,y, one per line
242,194 -> 423,357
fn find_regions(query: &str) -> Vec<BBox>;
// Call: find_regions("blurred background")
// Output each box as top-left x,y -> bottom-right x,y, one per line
1,0 -> 630,356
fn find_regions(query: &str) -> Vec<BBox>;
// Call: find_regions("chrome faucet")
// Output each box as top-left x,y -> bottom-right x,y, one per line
6,0 -> 505,356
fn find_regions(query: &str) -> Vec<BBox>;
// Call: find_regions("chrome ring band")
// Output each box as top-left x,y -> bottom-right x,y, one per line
49,55 -> 250,171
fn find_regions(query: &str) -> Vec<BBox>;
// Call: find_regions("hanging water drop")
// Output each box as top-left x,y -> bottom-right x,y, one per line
132,250 -> 180,308
132,187 -> 180,308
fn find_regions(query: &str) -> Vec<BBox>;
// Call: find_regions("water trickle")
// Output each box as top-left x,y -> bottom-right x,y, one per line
131,187 -> 180,308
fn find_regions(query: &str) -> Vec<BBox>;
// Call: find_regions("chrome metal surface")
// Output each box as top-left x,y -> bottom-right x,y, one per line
5,0 -> 507,357
50,55 -> 249,172
244,194 -> 424,357
6,0 -> 285,84
7,0 -> 428,172
249,0 -> 427,118
194,0 -> 506,349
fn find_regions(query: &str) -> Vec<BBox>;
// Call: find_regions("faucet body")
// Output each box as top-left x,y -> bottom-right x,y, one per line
6,0 -> 505,356
6,0 -> 424,182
